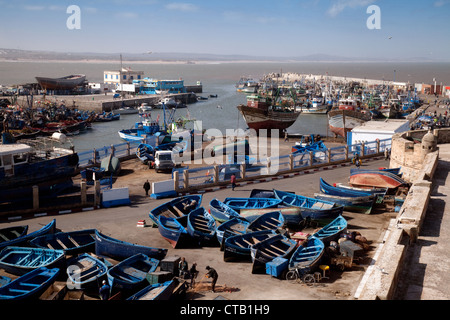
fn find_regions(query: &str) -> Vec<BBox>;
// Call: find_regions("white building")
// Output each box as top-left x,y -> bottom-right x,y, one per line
348,119 -> 411,146
104,68 -> 144,85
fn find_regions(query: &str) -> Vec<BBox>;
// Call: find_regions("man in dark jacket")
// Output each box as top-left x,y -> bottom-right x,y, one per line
143,180 -> 150,196
205,266 -> 218,293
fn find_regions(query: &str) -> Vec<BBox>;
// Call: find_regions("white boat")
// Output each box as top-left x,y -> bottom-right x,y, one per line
154,98 -> 177,109
296,97 -> 329,114
138,103 -> 152,113
113,106 -> 139,115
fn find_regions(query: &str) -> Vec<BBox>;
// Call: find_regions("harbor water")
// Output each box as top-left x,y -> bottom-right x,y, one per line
2,61 -> 450,152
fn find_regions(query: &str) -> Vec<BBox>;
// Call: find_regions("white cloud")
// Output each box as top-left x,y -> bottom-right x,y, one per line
116,12 -> 139,18
165,3 -> 198,12
434,0 -> 450,7
327,0 -> 374,17
23,5 -> 45,11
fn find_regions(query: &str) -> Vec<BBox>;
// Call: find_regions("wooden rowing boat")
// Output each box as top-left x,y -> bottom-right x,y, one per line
187,207 -> 217,244
223,230 -> 276,262
149,195 -> 202,226
66,253 -> 108,292
209,198 -> 240,223
312,215 -> 348,245
0,220 -> 55,249
246,211 -> 285,232
30,229 -> 96,255
288,236 -> 325,272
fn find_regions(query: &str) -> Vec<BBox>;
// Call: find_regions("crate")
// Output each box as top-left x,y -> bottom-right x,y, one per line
160,256 -> 181,274
265,257 -> 288,278
146,271 -> 173,285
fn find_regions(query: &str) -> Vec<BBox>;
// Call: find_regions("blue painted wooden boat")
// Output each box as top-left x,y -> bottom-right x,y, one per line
30,229 -> 97,255
187,207 -> 217,243
107,253 -> 159,295
336,183 -> 387,198
0,246 -> 65,276
350,167 -> 401,176
239,206 -> 302,225
127,279 -> 177,300
223,197 -> 281,212
312,216 -> 348,245
136,143 -> 155,164
288,236 -> 325,272
216,218 -> 250,248
314,193 -> 375,214
319,178 -> 375,198
0,219 -> 56,249
66,253 -> 108,291
223,230 -> 276,262
0,267 -> 59,300
209,198 -> 240,223
0,225 -> 28,247
250,234 -> 298,274
95,230 -> 168,261
149,195 -> 202,226
273,190 -> 343,226
157,215 -> 190,249
247,211 -> 285,232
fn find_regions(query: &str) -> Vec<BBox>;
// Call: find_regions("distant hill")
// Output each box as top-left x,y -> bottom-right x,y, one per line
0,48 -> 441,63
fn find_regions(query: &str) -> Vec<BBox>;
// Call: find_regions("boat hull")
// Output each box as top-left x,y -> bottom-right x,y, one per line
239,206 -> 302,225
223,230 -> 276,262
209,198 -> 240,223
349,171 -> 407,189
36,75 -> 86,90
149,195 -> 202,226
157,216 -> 189,249
95,230 -> 168,261
107,253 -> 159,296
30,229 -> 97,255
314,193 -> 375,214
0,219 -> 56,250
0,246 -> 65,276
66,253 -> 108,292
0,267 -> 59,300
237,105 -> 300,131
187,208 -> 216,243
250,234 -> 297,274
327,109 -> 371,138
288,236 -> 325,271
313,216 -> 348,245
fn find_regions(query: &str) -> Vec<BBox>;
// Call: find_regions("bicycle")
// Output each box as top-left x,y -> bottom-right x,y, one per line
285,266 -> 316,285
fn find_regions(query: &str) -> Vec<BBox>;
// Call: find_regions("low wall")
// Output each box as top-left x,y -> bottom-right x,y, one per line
355,128 -> 450,300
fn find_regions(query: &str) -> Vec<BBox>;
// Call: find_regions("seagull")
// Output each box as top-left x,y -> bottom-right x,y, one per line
217,105 -> 222,109
388,36 -> 392,40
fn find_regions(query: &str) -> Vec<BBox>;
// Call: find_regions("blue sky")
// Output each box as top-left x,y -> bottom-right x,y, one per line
0,0 -> 449,60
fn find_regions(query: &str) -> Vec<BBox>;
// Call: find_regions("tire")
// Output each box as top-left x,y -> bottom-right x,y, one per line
302,274 -> 316,285
286,270 -> 298,283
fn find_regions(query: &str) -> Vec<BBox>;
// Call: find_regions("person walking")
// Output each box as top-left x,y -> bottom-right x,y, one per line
178,257 -> 188,278
230,173 -> 236,191
205,266 -> 218,293
143,180 -> 150,196
99,280 -> 111,300
189,262 -> 199,288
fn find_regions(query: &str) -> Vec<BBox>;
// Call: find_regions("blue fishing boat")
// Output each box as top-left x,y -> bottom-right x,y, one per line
223,230 -> 276,262
273,190 -> 343,225
157,215 -> 190,249
319,178 -> 375,198
136,143 -> 155,164
187,207 -> 217,243
288,236 -> 325,271
0,225 -> 28,247
126,279 -> 177,300
118,117 -> 165,143
239,206 -> 302,225
247,211 -> 285,232
312,216 -> 348,245
149,195 -> 202,226
0,267 -> 59,300
215,218 -> 250,248
335,183 -> 387,202
209,198 -> 241,223
314,193 -> 375,214
0,246 -> 65,276
0,219 -> 56,249
30,229 -> 97,255
95,230 -> 168,261
250,234 -> 298,274
0,142 -> 79,192
107,253 -> 159,295
66,253 -> 108,291
223,197 -> 281,212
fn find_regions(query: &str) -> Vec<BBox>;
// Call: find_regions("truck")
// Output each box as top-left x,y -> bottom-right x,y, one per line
152,150 -> 176,173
